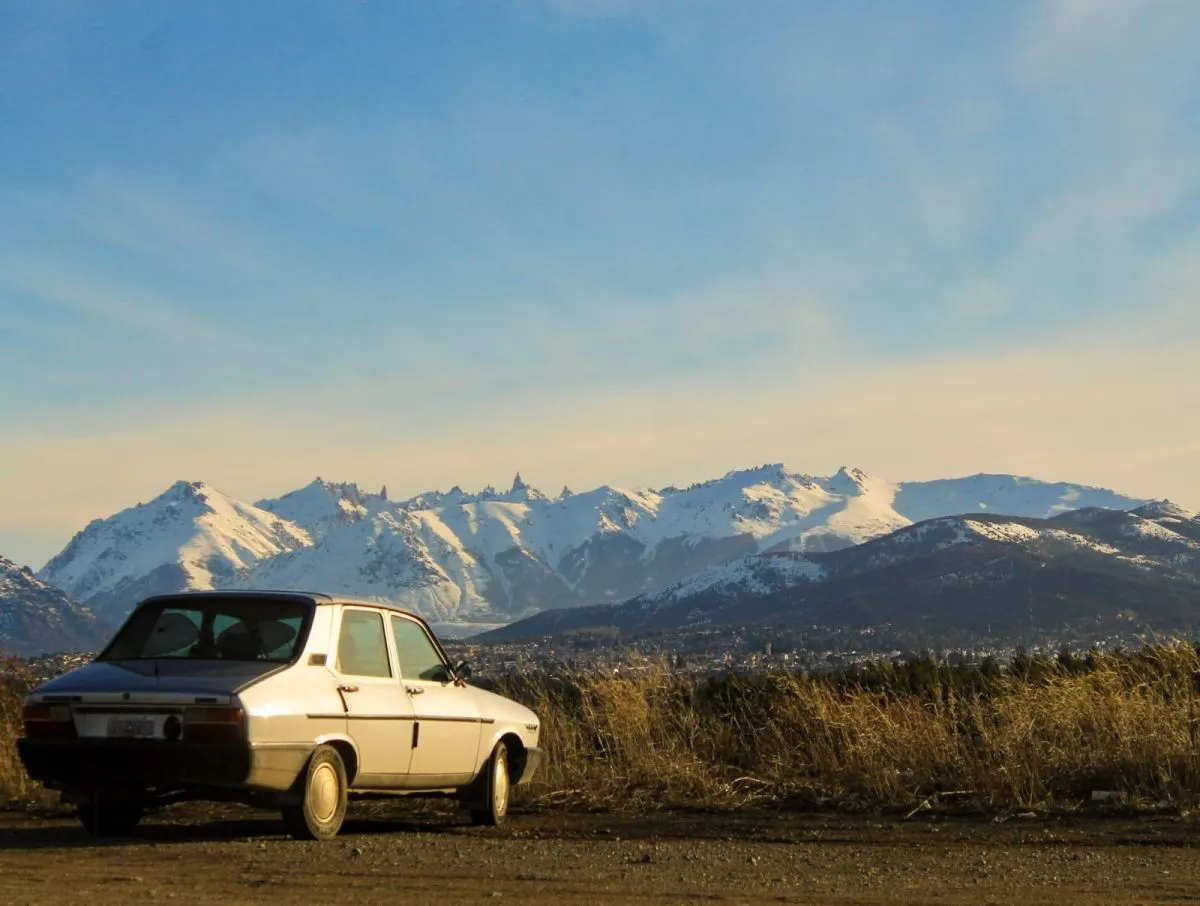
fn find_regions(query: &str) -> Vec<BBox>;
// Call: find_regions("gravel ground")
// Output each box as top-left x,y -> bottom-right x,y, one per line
2,803 -> 1200,904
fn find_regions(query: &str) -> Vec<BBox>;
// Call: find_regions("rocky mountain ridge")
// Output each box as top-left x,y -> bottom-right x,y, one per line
484,502 -> 1200,641
35,466 -> 1147,625
0,555 -> 107,656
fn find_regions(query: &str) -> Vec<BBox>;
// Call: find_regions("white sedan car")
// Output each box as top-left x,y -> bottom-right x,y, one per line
18,591 -> 543,840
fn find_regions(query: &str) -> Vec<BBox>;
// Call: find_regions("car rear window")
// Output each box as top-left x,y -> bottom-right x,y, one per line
99,597 -> 312,662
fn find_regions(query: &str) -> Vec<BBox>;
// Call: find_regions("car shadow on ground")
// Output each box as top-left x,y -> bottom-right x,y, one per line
0,804 -> 486,851
7,805 -> 1199,852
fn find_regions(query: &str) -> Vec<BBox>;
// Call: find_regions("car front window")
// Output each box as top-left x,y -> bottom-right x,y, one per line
390,616 -> 449,682
99,597 -> 310,662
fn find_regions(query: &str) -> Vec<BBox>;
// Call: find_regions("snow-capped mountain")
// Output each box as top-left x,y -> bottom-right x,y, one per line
486,502 -> 1200,641
252,506 -> 478,621
39,480 -> 311,622
255,478 -> 382,540
38,466 -> 1149,625
1,555 -> 106,656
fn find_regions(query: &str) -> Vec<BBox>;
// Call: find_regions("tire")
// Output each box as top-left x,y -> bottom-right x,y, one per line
78,792 -> 144,838
281,744 -> 348,841
469,742 -> 510,827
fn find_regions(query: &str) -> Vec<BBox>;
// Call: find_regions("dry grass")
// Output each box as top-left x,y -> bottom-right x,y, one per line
0,671 -> 36,803
4,646 -> 1200,812
496,646 -> 1200,812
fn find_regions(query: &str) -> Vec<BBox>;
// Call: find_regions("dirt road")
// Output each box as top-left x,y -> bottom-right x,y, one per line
2,803 -> 1200,904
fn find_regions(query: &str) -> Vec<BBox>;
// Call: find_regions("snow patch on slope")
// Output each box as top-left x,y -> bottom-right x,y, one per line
965,520 -> 1043,544
250,508 -> 471,620
642,553 -> 825,608
894,474 -> 1139,523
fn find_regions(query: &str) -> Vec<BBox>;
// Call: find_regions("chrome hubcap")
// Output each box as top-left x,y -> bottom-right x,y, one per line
493,756 -> 510,817
310,762 -> 339,823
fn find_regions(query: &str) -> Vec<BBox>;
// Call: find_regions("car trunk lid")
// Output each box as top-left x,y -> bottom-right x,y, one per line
31,659 -> 281,705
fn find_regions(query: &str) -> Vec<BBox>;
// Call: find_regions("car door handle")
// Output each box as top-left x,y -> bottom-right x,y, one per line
338,684 -> 359,693
405,686 -> 424,695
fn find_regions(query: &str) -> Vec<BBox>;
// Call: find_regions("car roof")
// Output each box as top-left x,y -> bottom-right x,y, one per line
136,589 -> 429,621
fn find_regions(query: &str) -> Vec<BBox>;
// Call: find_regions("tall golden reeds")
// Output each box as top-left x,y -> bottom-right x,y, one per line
4,646 -> 1200,811
496,645 -> 1200,811
0,670 -> 35,803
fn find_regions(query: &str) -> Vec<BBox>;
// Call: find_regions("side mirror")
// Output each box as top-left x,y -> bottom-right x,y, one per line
454,660 -> 472,681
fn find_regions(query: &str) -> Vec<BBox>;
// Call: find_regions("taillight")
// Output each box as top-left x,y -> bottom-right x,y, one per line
184,707 -> 245,743
23,703 -> 77,739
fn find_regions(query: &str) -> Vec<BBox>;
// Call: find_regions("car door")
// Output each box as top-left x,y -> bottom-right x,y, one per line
333,607 -> 415,785
389,615 -> 481,779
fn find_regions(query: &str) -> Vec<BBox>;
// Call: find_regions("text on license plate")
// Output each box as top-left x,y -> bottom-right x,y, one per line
107,716 -> 156,738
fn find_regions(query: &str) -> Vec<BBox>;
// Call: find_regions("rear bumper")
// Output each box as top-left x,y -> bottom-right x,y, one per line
516,746 -> 544,785
16,738 -> 311,793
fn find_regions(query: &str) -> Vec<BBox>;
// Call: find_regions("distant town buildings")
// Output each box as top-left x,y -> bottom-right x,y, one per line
6,623 -> 1173,687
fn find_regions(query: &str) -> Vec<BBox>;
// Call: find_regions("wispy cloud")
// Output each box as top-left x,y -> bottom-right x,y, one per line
1012,0 -> 1200,255
34,174 -> 296,285
4,2 -> 1200,570
0,261 -> 228,345
1013,0 -> 1199,93
871,118 -> 997,250
4,309 -> 1198,569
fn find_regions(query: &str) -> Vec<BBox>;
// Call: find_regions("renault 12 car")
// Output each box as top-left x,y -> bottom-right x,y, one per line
17,590 -> 543,839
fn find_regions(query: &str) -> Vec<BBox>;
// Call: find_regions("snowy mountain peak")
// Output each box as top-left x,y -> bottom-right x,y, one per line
825,465 -> 881,494
40,482 -> 312,621
729,462 -> 793,480
152,479 -> 218,507
835,465 -> 870,483
704,463 -> 807,492
1133,500 -> 1197,522
169,478 -> 205,495
398,485 -> 471,510
401,475 -> 548,508
256,478 -> 372,538
505,472 -> 545,502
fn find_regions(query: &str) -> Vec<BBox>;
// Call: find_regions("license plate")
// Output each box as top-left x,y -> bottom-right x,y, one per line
107,716 -> 156,738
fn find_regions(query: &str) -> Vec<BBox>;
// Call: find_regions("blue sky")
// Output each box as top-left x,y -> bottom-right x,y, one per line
3,0 -> 1199,567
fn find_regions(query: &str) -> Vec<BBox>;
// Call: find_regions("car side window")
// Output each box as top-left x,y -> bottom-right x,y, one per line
337,609 -> 392,678
390,616 -> 449,682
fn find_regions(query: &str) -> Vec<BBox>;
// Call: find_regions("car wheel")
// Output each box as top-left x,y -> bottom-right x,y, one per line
281,744 -> 348,841
470,742 -> 510,827
78,792 -> 144,837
